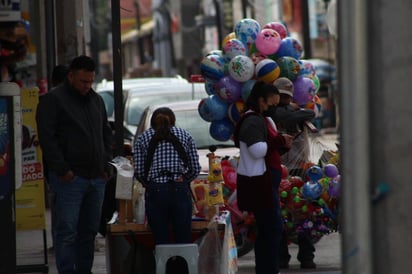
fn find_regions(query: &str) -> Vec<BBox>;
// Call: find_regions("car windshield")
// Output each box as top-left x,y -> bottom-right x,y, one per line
126,92 -> 204,126
99,91 -> 114,117
173,108 -> 234,149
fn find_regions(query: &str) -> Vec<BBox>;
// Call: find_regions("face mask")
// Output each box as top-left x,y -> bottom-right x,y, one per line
263,105 -> 277,117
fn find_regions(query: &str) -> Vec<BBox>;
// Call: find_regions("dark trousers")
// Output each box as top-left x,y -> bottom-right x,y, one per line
253,168 -> 283,274
280,229 -> 316,263
145,181 -> 193,245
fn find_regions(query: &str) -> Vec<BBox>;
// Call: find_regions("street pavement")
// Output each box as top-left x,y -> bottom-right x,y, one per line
16,131 -> 340,274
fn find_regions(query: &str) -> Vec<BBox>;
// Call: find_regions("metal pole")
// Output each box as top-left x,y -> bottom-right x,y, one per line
301,0 -> 312,58
339,0 -> 372,273
213,0 -> 223,47
45,0 -> 56,85
135,0 -> 146,65
111,0 -> 124,157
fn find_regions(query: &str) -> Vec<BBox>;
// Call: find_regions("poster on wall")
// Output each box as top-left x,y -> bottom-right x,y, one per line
0,0 -> 21,22
15,87 -> 46,231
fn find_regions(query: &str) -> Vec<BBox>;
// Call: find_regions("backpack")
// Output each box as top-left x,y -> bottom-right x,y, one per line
143,132 -> 188,185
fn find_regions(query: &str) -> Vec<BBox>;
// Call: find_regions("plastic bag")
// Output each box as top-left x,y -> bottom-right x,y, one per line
198,221 -> 222,274
109,156 -> 134,200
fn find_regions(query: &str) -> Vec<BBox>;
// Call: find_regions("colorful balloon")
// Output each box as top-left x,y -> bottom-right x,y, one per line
306,165 -> 323,181
215,76 -> 242,103
209,118 -> 234,141
234,18 -> 261,49
200,54 -> 225,82
302,181 -> 323,200
222,32 -> 236,48
228,55 -> 255,82
293,76 -> 315,105
227,100 -> 246,124
263,21 -> 288,39
241,79 -> 256,101
276,37 -> 303,59
255,59 -> 280,84
324,164 -> 339,178
222,38 -> 247,62
299,60 -> 317,78
255,28 -> 281,55
198,95 -> 229,122
277,56 -> 301,81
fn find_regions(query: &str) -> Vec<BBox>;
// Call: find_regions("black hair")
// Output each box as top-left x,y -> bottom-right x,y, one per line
51,65 -> 68,87
246,81 -> 280,112
69,55 -> 95,72
150,107 -> 176,140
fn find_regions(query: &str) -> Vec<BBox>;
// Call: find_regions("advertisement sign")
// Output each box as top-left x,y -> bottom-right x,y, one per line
0,0 -> 21,22
15,87 -> 46,231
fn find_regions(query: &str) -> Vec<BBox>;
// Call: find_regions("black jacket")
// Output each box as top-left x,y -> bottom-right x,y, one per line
36,81 -> 112,178
272,104 -> 315,134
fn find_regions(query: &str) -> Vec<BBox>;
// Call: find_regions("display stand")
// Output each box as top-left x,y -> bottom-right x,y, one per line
15,87 -> 49,273
105,198 -> 219,274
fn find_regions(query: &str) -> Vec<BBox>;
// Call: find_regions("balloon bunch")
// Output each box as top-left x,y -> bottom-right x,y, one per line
279,163 -> 340,244
198,18 -> 323,141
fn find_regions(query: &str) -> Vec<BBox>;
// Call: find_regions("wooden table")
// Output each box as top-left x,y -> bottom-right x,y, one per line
105,199 -> 215,274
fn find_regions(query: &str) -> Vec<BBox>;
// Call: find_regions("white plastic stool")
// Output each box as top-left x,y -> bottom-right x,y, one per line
154,243 -> 199,274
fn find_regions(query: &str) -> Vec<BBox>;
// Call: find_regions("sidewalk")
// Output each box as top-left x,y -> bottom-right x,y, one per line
16,132 -> 341,274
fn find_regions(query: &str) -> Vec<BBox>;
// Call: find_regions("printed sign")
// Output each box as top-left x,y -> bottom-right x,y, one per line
15,87 -> 46,231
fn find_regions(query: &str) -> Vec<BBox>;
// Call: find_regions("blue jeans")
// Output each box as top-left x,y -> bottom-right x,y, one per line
49,173 -> 106,274
145,182 -> 192,245
253,168 -> 283,274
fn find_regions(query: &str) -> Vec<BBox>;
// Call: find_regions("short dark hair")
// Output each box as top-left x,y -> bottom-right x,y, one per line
69,55 -> 95,72
246,81 -> 279,112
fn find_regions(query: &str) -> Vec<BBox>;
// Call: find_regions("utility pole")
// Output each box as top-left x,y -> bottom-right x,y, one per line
134,0 -> 146,65
111,0 -> 124,157
301,0 -> 312,58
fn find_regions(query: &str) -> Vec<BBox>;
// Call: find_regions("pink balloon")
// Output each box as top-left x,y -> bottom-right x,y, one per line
255,29 -> 281,55
263,21 -> 288,39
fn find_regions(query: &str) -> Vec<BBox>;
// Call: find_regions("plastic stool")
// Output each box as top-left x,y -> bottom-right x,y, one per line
155,243 -> 199,274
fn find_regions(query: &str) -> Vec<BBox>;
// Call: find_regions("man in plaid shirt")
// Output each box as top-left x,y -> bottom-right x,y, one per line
133,107 -> 201,244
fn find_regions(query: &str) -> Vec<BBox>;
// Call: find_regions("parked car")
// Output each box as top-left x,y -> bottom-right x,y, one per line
95,76 -> 189,119
124,83 -> 206,144
96,78 -> 205,153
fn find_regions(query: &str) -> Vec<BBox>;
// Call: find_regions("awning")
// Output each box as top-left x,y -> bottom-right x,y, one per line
121,19 -> 154,43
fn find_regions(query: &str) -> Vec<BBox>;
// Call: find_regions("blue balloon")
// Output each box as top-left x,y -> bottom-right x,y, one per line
198,95 -> 229,122
306,165 -> 323,181
276,37 -> 303,59
209,118 -> 234,141
241,79 -> 256,101
302,181 -> 323,200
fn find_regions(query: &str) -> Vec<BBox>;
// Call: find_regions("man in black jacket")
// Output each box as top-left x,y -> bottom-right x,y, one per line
272,77 -> 317,269
37,55 -> 112,274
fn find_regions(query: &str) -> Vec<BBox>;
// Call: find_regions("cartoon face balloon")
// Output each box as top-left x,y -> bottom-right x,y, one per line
263,21 -> 288,39
255,28 -> 282,55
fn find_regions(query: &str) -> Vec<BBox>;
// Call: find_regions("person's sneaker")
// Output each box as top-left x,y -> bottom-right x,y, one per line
300,260 -> 316,269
